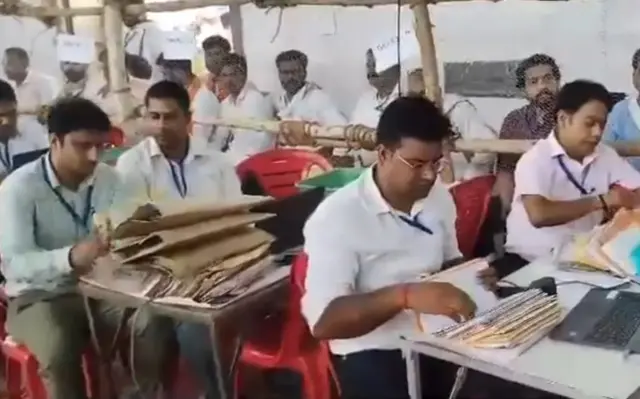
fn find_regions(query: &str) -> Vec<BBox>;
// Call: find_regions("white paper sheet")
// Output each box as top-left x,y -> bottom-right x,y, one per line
162,30 -> 197,61
370,27 -> 419,73
57,33 -> 95,64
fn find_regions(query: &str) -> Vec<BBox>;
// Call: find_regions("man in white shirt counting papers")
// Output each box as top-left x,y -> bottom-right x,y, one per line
273,49 -> 346,126
481,80 -> 640,289
0,79 -> 49,178
301,96 -> 476,399
115,80 -> 242,399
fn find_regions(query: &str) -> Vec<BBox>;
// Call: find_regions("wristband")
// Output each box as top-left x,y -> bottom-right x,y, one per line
598,194 -> 609,213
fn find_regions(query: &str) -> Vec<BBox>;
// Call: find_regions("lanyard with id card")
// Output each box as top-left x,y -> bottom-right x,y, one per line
168,159 -> 188,198
40,156 -> 94,235
398,212 -> 434,235
0,142 -> 10,171
556,156 -> 595,196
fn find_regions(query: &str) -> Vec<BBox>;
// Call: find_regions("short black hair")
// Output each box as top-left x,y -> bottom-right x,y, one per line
47,98 -> 111,136
632,49 -> 640,71
515,53 -> 561,89
0,79 -> 17,104
555,80 -> 612,115
4,47 -> 29,62
202,35 -> 231,53
144,80 -> 191,114
376,96 -> 453,147
221,53 -> 247,74
275,50 -> 308,69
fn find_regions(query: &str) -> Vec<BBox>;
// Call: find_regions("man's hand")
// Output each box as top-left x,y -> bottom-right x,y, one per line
603,185 -> 637,211
405,282 -> 476,322
69,233 -> 110,274
477,266 -> 499,292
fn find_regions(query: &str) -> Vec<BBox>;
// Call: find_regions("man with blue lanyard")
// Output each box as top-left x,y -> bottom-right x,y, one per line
0,97 -> 174,399
480,80 -> 640,291
0,79 -> 48,179
603,48 -> 640,170
116,80 -> 242,399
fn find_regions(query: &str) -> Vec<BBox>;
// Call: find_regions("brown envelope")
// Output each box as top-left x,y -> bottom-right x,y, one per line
107,195 -> 272,239
119,213 -> 273,263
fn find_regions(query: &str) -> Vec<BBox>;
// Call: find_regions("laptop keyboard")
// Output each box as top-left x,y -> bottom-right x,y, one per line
584,294 -> 640,347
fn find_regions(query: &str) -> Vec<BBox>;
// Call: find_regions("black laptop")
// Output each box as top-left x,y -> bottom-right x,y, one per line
550,288 -> 640,352
12,149 -> 48,171
252,187 -> 325,256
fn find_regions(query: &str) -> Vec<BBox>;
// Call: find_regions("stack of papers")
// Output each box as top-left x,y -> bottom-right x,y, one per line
83,195 -> 278,307
433,289 -> 562,349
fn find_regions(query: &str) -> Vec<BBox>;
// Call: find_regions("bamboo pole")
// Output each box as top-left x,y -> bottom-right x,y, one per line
103,0 -> 134,124
411,0 -> 441,107
60,0 -> 75,33
4,0 -> 494,18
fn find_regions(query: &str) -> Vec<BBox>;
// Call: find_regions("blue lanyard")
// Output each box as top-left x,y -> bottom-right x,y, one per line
398,213 -> 433,235
168,159 -> 187,198
556,156 -> 594,196
0,142 -> 10,171
40,156 -> 94,232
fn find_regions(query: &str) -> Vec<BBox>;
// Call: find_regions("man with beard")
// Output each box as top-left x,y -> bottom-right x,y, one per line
0,79 -> 48,178
2,47 -> 57,128
273,49 -> 345,125
494,54 -> 561,212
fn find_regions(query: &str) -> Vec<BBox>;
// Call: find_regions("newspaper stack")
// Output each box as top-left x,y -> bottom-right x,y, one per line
84,195 -> 277,306
432,289 -> 562,349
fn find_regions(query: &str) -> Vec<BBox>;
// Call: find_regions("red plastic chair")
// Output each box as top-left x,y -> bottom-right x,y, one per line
234,253 -> 338,399
0,291 -> 97,399
236,149 -> 333,199
107,127 -> 125,148
449,175 -> 497,258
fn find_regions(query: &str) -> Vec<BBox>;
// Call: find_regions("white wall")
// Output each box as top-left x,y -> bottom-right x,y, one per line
241,0 -> 640,129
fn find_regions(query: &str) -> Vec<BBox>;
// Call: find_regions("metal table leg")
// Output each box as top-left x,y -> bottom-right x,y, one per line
209,321 -> 229,399
405,347 -> 422,399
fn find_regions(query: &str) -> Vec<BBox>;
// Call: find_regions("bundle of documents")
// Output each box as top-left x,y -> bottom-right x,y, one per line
555,209 -> 640,278
432,289 -> 562,349
84,195 -> 278,306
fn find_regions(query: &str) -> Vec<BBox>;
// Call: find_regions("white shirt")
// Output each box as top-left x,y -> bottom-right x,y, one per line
124,21 -> 164,82
444,95 -> 497,182
57,70 -> 117,117
218,82 -> 275,165
6,71 -> 57,125
191,87 -> 221,144
506,134 -> 640,260
0,119 -> 50,175
273,82 -> 346,126
301,167 -> 460,355
347,85 -> 399,166
115,135 -> 242,201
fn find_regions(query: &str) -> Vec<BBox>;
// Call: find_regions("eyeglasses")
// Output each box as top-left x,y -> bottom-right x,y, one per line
395,153 -> 445,173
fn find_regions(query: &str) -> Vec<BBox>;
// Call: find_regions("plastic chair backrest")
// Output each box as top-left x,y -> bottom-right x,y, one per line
277,252 -> 312,360
108,127 -> 125,148
449,175 -> 496,258
236,149 -> 333,199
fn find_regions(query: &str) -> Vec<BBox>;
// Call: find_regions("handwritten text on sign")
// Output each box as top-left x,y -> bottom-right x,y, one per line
57,33 -> 96,64
371,27 -> 419,73
162,30 -> 197,61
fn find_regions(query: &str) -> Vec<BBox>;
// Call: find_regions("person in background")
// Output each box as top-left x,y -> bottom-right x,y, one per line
302,96 -> 475,399
58,61 -> 116,116
0,97 -> 173,399
494,54 -> 561,213
407,69 -> 497,184
122,0 -> 164,81
157,55 -> 201,100
480,81 -> 640,288
273,49 -> 346,126
116,81 -> 240,399
217,53 -> 275,164
603,48 -> 640,170
200,35 -> 231,102
348,49 -> 400,166
2,47 -> 57,130
0,79 -> 49,178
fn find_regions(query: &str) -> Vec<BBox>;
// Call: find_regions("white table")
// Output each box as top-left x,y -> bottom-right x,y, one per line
401,259 -> 640,399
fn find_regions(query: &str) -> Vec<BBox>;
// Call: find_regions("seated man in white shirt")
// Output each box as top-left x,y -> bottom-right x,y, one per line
116,80 -> 242,399
302,96 -> 476,399
273,49 -> 346,126
481,80 -> 640,288
0,79 -> 49,178
217,54 -> 275,164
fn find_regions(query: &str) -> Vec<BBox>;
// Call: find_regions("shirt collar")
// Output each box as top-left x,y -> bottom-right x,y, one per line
360,166 -> 393,215
43,154 -> 95,190
546,131 -> 600,165
148,136 -> 207,160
